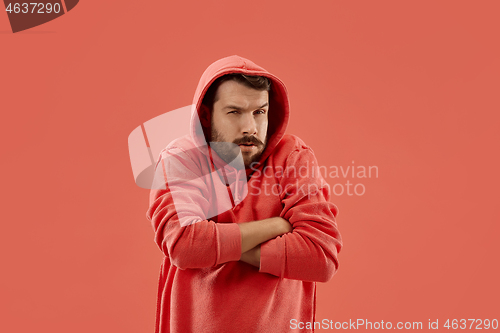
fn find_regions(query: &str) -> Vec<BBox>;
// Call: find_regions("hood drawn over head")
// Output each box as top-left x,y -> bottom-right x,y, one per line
190,55 -> 290,171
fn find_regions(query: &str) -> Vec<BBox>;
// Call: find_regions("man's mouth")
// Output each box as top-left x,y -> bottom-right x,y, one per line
238,142 -> 258,152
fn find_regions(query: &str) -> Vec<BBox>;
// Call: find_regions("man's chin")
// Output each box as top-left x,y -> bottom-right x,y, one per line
243,153 -> 262,169
210,142 -> 264,169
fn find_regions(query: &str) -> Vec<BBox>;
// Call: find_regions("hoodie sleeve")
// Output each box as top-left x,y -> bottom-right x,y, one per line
259,147 -> 343,282
146,147 -> 242,270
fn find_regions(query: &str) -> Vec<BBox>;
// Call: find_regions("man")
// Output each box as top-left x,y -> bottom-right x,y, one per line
146,55 -> 342,333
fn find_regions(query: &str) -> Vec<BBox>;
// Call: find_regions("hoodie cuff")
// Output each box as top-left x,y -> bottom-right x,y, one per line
259,237 -> 285,277
216,223 -> 242,265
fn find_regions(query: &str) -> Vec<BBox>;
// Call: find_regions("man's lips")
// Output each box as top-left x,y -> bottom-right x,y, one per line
238,142 -> 258,152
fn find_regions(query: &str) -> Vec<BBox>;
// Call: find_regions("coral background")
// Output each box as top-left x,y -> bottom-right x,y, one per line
1,1 -> 499,332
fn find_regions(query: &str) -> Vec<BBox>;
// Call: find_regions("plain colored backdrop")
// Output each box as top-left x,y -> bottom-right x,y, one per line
1,1 -> 499,332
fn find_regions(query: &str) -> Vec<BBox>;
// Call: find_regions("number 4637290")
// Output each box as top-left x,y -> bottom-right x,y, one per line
5,3 -> 62,14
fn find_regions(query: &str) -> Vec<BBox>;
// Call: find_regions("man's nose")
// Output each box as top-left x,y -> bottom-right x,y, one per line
240,113 -> 257,135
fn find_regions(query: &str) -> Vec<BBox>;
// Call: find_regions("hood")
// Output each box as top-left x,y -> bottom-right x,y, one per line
190,55 -> 290,174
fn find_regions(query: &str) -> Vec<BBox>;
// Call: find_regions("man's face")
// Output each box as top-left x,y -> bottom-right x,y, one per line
209,80 -> 269,168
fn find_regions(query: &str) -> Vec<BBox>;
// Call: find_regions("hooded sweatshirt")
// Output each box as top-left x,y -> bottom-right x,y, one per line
146,55 -> 342,333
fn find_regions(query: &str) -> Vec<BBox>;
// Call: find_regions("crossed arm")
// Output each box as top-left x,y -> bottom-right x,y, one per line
147,145 -> 342,282
238,217 -> 292,267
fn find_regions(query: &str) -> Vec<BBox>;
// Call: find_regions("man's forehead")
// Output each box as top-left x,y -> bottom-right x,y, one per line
214,81 -> 269,109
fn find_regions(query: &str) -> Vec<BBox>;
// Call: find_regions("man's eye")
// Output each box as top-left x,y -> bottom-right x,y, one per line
228,111 -> 238,114
256,110 -> 266,114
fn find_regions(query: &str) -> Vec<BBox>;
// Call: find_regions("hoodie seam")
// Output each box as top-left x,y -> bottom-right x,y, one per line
279,145 -> 313,182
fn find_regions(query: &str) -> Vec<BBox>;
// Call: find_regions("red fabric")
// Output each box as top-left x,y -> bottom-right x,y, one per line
146,55 -> 343,333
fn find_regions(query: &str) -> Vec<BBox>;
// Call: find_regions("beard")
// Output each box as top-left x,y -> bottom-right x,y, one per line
209,125 -> 266,168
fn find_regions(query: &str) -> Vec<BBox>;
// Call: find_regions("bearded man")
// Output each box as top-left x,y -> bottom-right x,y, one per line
146,55 -> 343,333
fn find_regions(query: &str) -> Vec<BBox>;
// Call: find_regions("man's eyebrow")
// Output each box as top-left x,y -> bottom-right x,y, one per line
222,102 -> 269,110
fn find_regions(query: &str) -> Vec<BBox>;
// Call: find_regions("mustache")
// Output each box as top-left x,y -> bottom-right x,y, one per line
234,136 -> 264,146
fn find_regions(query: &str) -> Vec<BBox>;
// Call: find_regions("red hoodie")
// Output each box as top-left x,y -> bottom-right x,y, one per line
146,55 -> 343,333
